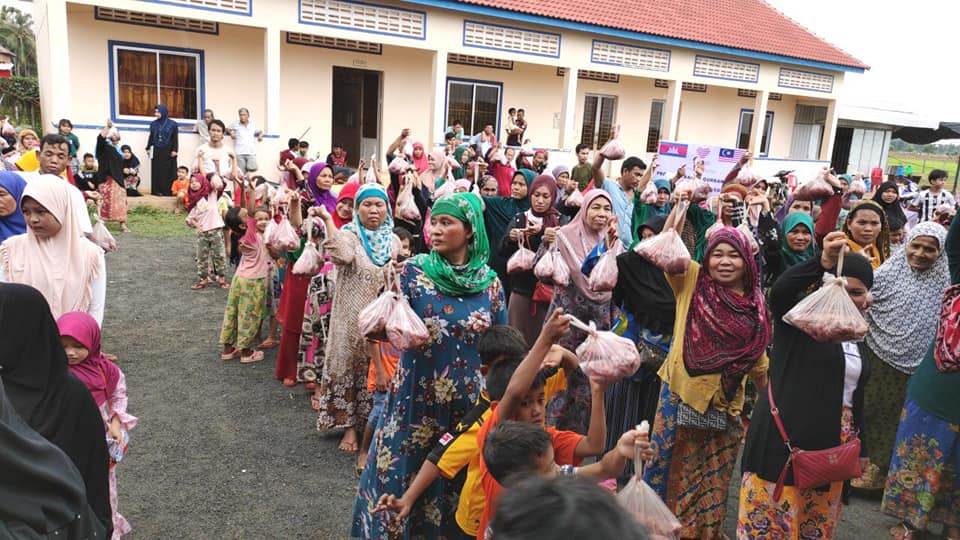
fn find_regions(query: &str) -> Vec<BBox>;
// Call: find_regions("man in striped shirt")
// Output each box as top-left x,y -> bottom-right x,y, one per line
909,169 -> 956,222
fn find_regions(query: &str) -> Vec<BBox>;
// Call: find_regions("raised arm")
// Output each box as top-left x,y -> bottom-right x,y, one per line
499,309 -> 570,420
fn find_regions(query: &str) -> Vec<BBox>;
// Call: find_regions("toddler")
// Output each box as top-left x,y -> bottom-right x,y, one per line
58,311 -> 138,540
186,173 -> 228,289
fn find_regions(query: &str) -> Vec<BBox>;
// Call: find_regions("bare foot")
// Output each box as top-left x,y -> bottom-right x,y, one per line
339,427 -> 359,453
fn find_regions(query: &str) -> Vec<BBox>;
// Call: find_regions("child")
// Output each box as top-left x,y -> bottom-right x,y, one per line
393,226 -> 413,259
75,152 -> 99,193
888,222 -> 905,247
58,118 -> 81,174
171,166 -> 191,213
909,169 -> 956,222
57,311 -> 138,539
186,173 -> 229,290
219,181 -> 277,363
357,340 -> 401,473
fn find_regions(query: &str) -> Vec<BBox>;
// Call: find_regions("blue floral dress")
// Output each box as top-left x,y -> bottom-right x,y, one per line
351,264 -> 506,539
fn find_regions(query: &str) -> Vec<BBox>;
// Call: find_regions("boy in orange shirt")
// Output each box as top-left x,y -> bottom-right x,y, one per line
171,166 -> 191,213
358,340 -> 401,474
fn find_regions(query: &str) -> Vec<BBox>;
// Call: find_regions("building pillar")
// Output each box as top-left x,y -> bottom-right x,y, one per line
34,0 -> 71,129
558,67 -> 578,150
264,26 -> 281,136
749,90 -> 769,155
662,80 -> 682,141
429,49 -> 448,147
820,99 -> 839,162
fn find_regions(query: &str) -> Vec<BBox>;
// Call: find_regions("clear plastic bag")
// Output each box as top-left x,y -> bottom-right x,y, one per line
588,241 -> 621,292
534,244 -> 557,281
91,208 -> 117,252
358,270 -> 399,342
617,422 -> 681,539
599,128 -> 626,160
793,169 -> 835,201
565,188 -> 584,208
736,164 -> 761,188
635,201 -> 692,275
388,155 -> 409,174
507,236 -> 536,274
569,317 -> 642,385
675,177 -> 712,204
640,182 -> 657,204
386,293 -> 431,350
783,255 -> 868,342
396,181 -> 421,221
365,155 -> 379,184
268,216 -> 300,252
292,217 -> 324,276
849,179 -> 867,197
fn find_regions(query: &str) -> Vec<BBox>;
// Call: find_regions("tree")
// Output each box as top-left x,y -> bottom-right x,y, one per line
0,6 -> 36,78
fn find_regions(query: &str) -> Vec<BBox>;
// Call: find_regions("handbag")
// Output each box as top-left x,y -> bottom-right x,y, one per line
637,340 -> 667,371
768,383 -> 861,502
531,281 -> 553,305
675,401 -> 728,432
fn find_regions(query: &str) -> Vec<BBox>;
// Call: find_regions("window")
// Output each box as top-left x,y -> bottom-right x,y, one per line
580,95 -> 616,149
646,100 -> 664,153
446,79 -> 501,136
111,43 -> 201,122
789,104 -> 827,160
737,109 -> 774,156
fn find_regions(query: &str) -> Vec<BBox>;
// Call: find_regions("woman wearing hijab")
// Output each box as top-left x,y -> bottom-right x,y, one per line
0,376 -> 108,539
872,180 -> 908,232
96,122 -> 130,232
852,222 -> 951,492
483,168 -> 534,298
0,283 -> 112,535
544,190 -> 619,434
763,211 -> 816,288
842,199 -> 891,269
410,142 -> 429,174
353,193 -> 506,539
332,181 -> 360,229
418,150 -> 447,193
773,193 -> 813,224
739,233 -> 873,540
314,183 -> 396,454
881,214 -> 960,540
642,222 -> 771,540
0,175 -> 106,324
0,171 -> 26,244
498,174 -> 560,347
450,146 -> 470,180
146,104 -> 179,196
120,145 -> 141,197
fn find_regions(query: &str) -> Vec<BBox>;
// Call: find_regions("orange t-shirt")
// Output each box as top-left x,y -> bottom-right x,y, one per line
475,402 -> 584,538
366,341 -> 400,391
172,178 -> 190,195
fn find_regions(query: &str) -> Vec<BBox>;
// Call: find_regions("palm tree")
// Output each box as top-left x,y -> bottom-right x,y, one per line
0,6 -> 36,77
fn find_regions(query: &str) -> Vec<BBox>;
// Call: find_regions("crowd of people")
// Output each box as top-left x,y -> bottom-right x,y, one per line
0,102 -> 958,540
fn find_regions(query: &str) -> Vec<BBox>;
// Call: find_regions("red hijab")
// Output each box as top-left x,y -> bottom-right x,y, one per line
333,182 -> 360,229
411,142 -> 429,174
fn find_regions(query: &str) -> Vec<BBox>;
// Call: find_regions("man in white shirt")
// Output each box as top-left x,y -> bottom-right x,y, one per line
228,107 -> 263,178
909,169 -> 956,222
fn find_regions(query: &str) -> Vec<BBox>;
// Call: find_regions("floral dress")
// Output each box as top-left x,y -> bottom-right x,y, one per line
351,264 -> 506,540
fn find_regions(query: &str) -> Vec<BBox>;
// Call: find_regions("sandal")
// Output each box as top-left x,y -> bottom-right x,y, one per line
310,394 -> 320,412
217,279 -> 230,290
191,279 -> 209,290
282,378 -> 298,387
890,523 -> 919,540
240,350 -> 264,364
258,338 -> 279,349
221,348 -> 239,361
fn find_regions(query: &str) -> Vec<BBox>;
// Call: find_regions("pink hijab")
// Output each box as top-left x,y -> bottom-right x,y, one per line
556,190 -> 613,303
57,311 -> 119,407
419,150 -> 447,191
0,175 -> 103,319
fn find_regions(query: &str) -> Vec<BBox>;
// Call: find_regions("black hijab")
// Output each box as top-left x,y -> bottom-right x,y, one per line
0,379 -> 107,538
872,181 -> 907,231
613,215 -> 676,335
0,284 -> 112,534
120,144 -> 140,170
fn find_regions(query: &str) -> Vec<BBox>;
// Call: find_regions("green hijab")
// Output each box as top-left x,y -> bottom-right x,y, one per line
410,192 -> 498,296
451,146 -> 469,180
780,211 -> 816,269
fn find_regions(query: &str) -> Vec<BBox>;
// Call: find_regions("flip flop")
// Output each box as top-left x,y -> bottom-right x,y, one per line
258,338 -> 279,349
310,394 -> 320,412
240,350 -> 264,364
217,280 -> 230,290
191,280 -> 209,290
282,378 -> 298,387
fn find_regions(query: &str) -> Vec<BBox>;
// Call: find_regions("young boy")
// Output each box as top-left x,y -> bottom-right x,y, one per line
75,153 -> 98,193
375,327 -> 575,539
888,222 -> 905,247
474,309 -> 610,537
571,143 -> 594,191
357,340 -> 401,474
393,227 -> 414,260
171,166 -> 191,213
910,169 -> 956,222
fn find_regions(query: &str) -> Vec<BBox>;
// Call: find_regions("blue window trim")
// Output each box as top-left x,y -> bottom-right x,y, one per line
297,0 -> 427,41
590,39 -> 671,72
444,77 -> 503,145
71,123 -> 280,138
401,0 -> 865,74
736,108 -> 775,157
777,67 -> 834,93
692,54 -> 760,83
461,19 -> 561,59
94,7 -> 220,35
141,0 -> 252,17
284,32 -> 383,55
107,40 -> 206,127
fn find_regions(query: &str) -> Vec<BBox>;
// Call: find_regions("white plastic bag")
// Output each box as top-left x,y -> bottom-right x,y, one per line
635,202 -> 691,274
506,237 -> 536,274
365,154 -> 379,184
640,182 -> 657,205
849,179 -> 867,197
617,422 -> 681,539
675,177 -> 711,204
292,217 -> 324,276
388,155 -> 409,175
736,163 -> 761,188
783,255 -> 868,342
569,316 -> 642,385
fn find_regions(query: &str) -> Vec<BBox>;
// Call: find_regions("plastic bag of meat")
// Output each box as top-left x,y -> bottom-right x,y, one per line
396,181 -> 421,222
617,421 -> 682,540
267,214 -> 300,252
292,217 -> 324,276
91,209 -> 117,253
783,256 -> 868,342
386,293 -> 431,350
599,130 -> 626,160
675,177 -> 712,203
569,317 -> 642,386
640,181 -> 657,204
588,241 -> 622,292
736,164 -> 762,188
358,290 -> 397,342
388,155 -> 410,174
793,170 -> 835,201
507,237 -> 536,274
848,179 -> 867,197
565,188 -> 584,208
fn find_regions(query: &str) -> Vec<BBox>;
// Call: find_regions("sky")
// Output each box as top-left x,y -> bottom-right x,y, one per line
765,0 -> 960,122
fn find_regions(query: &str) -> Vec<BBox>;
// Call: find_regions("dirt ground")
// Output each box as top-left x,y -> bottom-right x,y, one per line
105,233 -> 920,539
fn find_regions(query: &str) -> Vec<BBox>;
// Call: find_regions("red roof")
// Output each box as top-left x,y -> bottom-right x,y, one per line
451,0 -> 868,70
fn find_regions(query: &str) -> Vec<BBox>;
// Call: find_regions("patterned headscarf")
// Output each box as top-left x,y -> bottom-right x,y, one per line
342,183 -> 394,267
683,227 -> 772,401
410,192 -> 497,296
865,221 -> 950,373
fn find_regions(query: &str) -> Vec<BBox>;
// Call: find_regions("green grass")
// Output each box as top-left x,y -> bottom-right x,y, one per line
99,205 -> 194,238
887,153 -> 959,185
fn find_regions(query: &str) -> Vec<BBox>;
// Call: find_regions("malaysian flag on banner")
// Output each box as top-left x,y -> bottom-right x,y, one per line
718,148 -> 746,163
658,142 -> 688,157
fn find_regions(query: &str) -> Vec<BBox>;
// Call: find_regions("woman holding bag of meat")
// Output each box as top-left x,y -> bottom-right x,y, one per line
739,231 -> 874,540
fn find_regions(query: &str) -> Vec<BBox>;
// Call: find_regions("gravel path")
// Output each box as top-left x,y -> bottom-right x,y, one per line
105,234 -> 921,539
